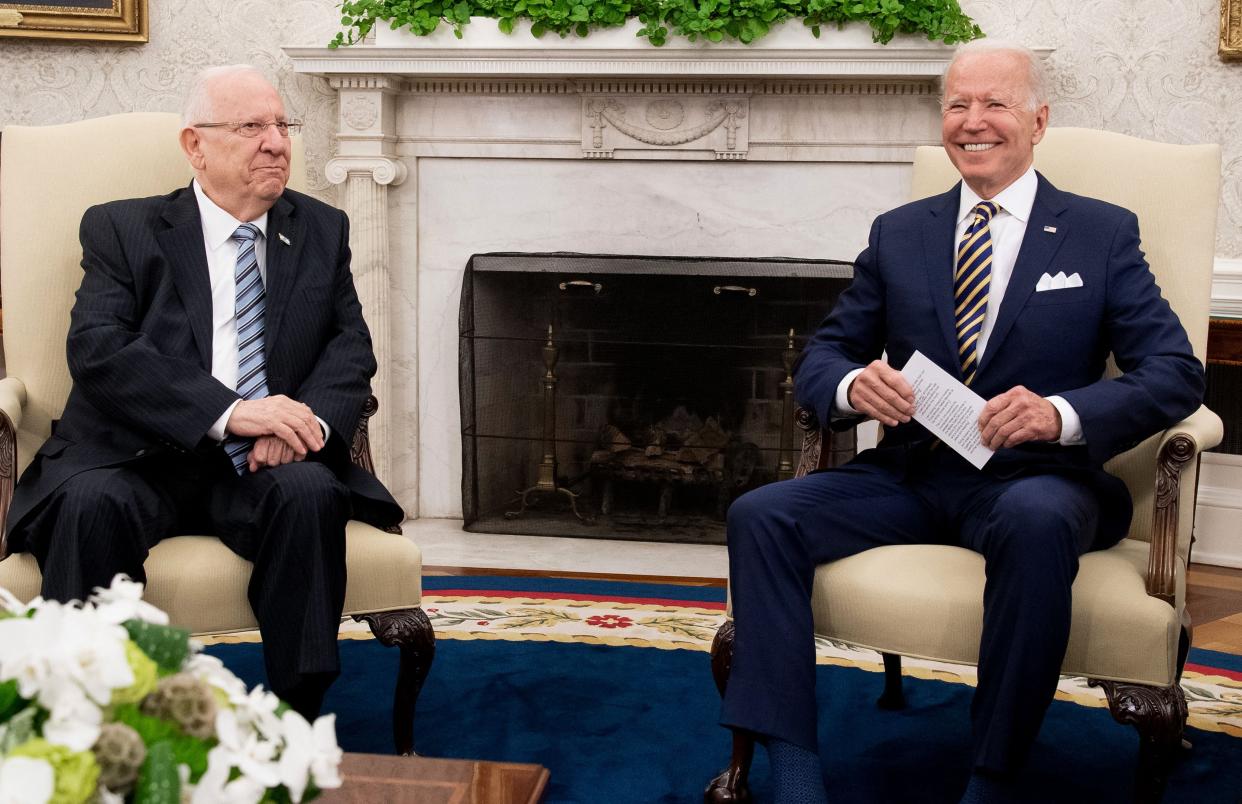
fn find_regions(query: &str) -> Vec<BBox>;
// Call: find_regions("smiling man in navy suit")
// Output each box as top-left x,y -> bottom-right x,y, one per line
719,41 -> 1204,803
5,65 -> 403,719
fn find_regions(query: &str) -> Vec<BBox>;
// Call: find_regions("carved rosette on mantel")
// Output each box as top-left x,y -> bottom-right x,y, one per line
325,75 -> 407,484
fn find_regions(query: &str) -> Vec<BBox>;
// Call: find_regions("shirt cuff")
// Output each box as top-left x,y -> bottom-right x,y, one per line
834,368 -> 865,417
1046,395 -> 1085,445
208,400 -> 242,443
316,416 -> 331,442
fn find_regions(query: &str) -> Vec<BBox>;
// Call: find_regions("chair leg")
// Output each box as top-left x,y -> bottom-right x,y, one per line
1091,680 -> 1187,804
1175,621 -> 1192,683
705,730 -> 755,804
877,652 -> 906,710
710,620 -> 736,696
1175,622 -> 1194,752
705,621 -> 754,803
356,608 -> 436,756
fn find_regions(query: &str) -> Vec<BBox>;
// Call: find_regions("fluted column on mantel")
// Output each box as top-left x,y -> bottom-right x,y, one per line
325,75 -> 407,492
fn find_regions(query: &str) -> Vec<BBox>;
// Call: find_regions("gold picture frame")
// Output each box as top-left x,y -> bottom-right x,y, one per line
0,0 -> 147,43
1224,0 -> 1242,60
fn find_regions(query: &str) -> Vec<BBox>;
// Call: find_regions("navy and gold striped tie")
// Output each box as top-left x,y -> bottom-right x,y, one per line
954,201 -> 999,387
223,223 -> 270,474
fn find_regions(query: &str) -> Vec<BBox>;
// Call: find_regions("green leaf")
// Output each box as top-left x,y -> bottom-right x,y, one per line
0,705 -> 39,755
123,619 -> 190,675
0,680 -> 25,722
134,741 -> 180,804
112,704 -> 213,782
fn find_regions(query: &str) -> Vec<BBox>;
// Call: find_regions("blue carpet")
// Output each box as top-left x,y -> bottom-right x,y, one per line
204,579 -> 1242,803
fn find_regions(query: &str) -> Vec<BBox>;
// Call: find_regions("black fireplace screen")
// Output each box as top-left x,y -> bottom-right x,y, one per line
459,253 -> 852,545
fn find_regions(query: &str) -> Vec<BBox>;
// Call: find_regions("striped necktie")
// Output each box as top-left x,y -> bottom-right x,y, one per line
224,223 -> 270,474
954,200 -> 1000,387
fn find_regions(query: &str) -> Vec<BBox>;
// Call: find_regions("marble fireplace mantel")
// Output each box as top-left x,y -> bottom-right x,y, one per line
287,22 -> 967,80
284,33 -> 1050,521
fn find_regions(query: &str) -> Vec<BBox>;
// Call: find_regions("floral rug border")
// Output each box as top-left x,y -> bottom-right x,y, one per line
200,592 -> 1242,738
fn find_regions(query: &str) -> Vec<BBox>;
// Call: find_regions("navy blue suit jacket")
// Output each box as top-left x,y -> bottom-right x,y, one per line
795,174 -> 1204,543
6,184 -> 403,543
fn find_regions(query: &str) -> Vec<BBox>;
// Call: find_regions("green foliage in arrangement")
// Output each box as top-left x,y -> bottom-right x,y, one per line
330,0 -> 982,48
132,741 -> 178,804
123,620 -> 191,676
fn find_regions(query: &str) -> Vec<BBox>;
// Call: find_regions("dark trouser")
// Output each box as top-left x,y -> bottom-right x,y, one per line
16,450 -> 351,719
719,447 -> 1102,775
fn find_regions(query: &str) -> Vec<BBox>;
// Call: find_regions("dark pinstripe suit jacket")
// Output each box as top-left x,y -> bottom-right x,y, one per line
6,184 -> 403,542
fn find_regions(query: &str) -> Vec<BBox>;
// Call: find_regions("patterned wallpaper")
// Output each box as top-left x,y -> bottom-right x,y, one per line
0,0 -> 342,196
0,0 -> 1237,255
968,0 -> 1242,258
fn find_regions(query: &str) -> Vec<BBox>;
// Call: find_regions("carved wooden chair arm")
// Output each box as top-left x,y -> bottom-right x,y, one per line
349,394 -> 381,475
794,406 -> 857,479
1145,405 -> 1222,606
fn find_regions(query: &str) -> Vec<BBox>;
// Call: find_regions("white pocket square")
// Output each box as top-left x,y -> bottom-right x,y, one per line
1035,271 -> 1083,292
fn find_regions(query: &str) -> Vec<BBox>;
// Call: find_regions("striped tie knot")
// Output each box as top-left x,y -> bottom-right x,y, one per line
954,200 -> 1001,387
972,200 -> 999,225
232,222 -> 260,243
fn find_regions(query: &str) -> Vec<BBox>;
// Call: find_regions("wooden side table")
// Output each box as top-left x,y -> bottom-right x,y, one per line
1208,317 -> 1242,366
320,753 -> 549,804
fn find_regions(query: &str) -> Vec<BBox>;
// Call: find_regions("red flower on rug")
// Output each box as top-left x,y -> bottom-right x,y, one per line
586,614 -> 634,629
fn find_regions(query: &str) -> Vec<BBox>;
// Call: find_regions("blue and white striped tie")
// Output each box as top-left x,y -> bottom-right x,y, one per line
224,223 -> 270,474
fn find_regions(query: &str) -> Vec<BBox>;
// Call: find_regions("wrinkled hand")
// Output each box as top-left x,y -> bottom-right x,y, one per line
246,434 -> 304,473
847,360 -> 915,427
225,395 -> 324,458
978,386 -> 1061,449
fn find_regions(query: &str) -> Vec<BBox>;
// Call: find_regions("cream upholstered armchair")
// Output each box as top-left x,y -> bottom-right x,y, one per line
0,113 -> 434,755
707,128 -> 1223,804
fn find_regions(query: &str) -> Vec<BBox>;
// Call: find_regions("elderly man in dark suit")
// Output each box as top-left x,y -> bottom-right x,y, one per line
719,41 -> 1204,803
5,65 -> 402,719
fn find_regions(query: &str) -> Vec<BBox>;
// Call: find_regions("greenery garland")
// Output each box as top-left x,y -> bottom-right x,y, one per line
330,0 -> 982,49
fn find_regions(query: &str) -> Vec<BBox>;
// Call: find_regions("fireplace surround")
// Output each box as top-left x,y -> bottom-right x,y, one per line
285,31 -> 1018,523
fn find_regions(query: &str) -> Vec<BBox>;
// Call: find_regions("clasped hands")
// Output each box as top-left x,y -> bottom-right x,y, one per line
225,395 -> 324,473
847,359 -> 1061,449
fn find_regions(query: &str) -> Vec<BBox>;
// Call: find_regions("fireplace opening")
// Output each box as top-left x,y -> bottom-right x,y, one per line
459,253 -> 852,544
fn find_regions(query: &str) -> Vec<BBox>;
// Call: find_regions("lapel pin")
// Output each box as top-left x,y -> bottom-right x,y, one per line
278,233 -> 291,246
1043,225 -> 1057,234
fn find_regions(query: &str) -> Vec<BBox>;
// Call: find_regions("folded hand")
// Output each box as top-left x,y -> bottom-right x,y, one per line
978,386 -> 1061,449
225,395 -> 324,458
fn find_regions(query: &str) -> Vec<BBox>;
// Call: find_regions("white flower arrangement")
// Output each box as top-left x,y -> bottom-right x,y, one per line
0,576 -> 342,804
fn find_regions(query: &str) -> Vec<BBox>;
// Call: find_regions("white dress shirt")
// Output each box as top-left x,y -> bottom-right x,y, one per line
194,181 -> 329,444
833,166 -> 1084,444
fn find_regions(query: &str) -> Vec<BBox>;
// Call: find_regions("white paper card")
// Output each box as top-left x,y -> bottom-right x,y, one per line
899,350 -> 995,469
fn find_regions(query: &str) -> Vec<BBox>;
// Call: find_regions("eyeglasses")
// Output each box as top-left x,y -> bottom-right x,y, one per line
192,120 -> 303,138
